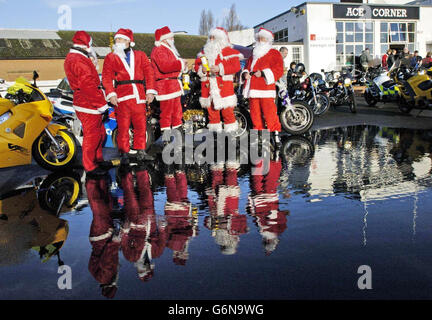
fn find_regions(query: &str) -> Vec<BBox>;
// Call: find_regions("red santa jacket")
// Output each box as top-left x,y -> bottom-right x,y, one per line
194,46 -> 242,110
86,177 -> 120,298
242,48 -> 284,99
64,49 -> 108,114
151,43 -> 186,101
102,49 -> 157,105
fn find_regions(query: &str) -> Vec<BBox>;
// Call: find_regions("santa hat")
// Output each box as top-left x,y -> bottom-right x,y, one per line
114,28 -> 135,47
154,26 -> 174,46
255,27 -> 274,42
209,27 -> 230,44
72,30 -> 92,49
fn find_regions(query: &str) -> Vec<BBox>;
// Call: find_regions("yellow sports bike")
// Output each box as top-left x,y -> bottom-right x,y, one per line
0,72 -> 77,171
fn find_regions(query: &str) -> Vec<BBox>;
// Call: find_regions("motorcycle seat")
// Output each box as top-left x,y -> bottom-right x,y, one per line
381,80 -> 395,89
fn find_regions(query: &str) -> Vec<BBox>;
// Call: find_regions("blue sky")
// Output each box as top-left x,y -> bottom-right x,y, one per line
0,0 -> 316,35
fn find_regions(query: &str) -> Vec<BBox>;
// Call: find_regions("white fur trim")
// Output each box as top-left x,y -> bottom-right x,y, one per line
199,96 -> 212,108
114,34 -> 131,42
248,89 -> 276,98
156,90 -> 182,101
224,121 -> 238,133
210,28 -> 230,43
106,92 -> 117,101
69,48 -> 89,58
89,229 -> 113,242
98,104 -> 109,113
146,89 -> 158,95
262,68 -> 275,85
208,77 -> 237,110
223,53 -> 244,61
159,32 -> 174,42
210,162 -> 225,170
222,75 -> 233,81
118,94 -> 136,102
226,160 -> 240,170
73,105 -> 104,114
154,41 -> 161,46
207,122 -> 223,132
218,63 -> 225,76
256,29 -> 274,42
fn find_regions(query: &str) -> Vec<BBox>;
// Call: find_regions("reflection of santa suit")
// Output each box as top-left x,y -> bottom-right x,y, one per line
248,159 -> 287,255
204,163 -> 247,255
64,37 -> 108,172
120,169 -> 166,281
194,27 -> 242,132
86,177 -> 120,299
151,27 -> 186,131
242,28 -> 283,132
102,37 -> 157,153
164,170 -> 196,265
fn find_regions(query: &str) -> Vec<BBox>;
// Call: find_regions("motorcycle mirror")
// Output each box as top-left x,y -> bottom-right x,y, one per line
33,71 -> 39,81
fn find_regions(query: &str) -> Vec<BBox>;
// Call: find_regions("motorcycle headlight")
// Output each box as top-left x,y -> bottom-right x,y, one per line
313,80 -> 319,87
344,78 -> 352,86
0,111 -> 11,125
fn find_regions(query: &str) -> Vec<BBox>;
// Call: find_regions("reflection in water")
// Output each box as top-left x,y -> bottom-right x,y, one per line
204,161 -> 246,255
1,125 -> 432,299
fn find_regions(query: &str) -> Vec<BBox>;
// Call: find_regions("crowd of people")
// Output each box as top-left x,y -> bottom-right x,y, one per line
64,27 -> 285,177
360,47 -> 432,72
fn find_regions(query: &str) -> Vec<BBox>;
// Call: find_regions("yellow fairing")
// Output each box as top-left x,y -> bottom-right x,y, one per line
0,83 -> 53,168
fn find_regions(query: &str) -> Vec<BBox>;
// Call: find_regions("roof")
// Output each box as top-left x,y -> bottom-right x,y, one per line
0,29 -> 207,59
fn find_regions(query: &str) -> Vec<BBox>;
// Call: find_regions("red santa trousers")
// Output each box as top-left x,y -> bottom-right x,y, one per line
76,111 -> 106,172
207,105 -> 236,125
115,100 -> 147,153
159,97 -> 183,130
249,98 -> 281,132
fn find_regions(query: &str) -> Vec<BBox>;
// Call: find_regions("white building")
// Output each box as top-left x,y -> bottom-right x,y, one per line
254,1 -> 432,72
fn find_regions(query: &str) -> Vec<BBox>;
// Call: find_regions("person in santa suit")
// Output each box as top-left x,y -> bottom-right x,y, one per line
164,164 -> 197,266
119,166 -> 167,282
194,27 -> 243,133
242,28 -> 284,148
86,174 -> 121,298
204,161 -> 248,255
151,26 -> 188,145
247,157 -> 289,255
102,28 -> 157,165
64,31 -> 108,176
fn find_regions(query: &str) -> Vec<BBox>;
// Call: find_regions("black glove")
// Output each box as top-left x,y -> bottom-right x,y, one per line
102,109 -> 110,123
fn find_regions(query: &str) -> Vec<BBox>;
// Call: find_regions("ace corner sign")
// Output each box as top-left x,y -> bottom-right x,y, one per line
333,4 -> 419,20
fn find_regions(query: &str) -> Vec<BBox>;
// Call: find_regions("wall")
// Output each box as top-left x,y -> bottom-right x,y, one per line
416,6 -> 432,55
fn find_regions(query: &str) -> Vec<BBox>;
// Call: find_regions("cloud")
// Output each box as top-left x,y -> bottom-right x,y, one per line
42,0 -> 136,9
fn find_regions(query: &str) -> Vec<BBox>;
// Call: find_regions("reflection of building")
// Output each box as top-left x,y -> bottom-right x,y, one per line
253,1 -> 432,72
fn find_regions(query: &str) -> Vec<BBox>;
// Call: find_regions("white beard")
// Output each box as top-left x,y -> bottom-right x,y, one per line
253,41 -> 272,60
166,39 -> 181,58
203,39 -> 225,65
113,43 -> 126,58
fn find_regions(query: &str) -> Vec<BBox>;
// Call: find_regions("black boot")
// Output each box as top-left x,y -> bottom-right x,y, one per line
136,149 -> 155,162
120,153 -> 130,166
272,132 -> 281,149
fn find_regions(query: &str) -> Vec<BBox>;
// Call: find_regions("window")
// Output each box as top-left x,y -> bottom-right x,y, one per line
380,22 -> 416,55
19,39 -> 32,49
292,47 -> 301,63
274,28 -> 288,43
335,21 -> 374,69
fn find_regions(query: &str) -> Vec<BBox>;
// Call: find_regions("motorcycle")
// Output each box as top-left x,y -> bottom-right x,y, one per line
290,73 -> 330,116
0,72 -> 78,171
327,71 -> 357,113
364,71 -> 399,107
393,65 -> 432,114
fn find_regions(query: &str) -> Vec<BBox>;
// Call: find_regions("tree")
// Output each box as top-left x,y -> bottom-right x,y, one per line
222,4 -> 245,32
199,9 -> 215,35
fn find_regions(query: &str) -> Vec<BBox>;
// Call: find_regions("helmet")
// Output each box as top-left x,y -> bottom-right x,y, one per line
294,63 -> 305,74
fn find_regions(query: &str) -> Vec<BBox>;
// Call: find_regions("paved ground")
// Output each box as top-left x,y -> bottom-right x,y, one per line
312,99 -> 432,131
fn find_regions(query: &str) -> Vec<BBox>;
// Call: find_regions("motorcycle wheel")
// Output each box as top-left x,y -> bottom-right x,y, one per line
281,136 -> 315,166
38,171 -> 82,216
233,109 -> 251,137
398,96 -> 413,114
112,126 -> 154,151
280,100 -> 314,135
349,90 -> 357,113
32,130 -> 77,171
364,90 -> 378,107
311,94 -> 330,116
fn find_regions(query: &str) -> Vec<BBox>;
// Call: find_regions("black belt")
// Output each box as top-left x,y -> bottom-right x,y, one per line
156,77 -> 180,81
114,80 -> 145,88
